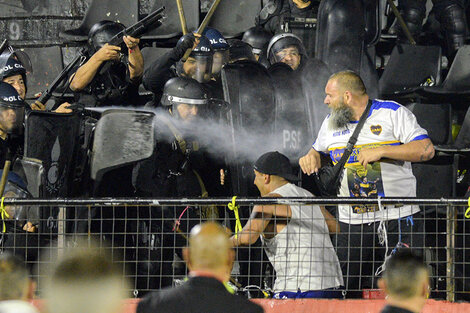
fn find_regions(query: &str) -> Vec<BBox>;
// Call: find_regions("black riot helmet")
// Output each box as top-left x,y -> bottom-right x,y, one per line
242,27 -> 272,56
202,27 -> 230,76
179,35 -> 214,83
0,55 -> 27,96
161,77 -> 209,120
228,39 -> 256,63
0,82 -> 25,135
88,20 -> 126,54
267,33 -> 307,67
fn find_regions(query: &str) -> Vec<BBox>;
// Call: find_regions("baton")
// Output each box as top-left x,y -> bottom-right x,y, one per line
0,160 -> 11,197
176,0 -> 188,35
386,0 -> 416,45
181,0 -> 223,61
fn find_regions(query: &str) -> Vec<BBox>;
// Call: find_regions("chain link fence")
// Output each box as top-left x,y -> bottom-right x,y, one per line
1,197 -> 469,301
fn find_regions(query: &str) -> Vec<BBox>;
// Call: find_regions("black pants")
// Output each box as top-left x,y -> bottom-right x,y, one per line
335,212 -> 424,298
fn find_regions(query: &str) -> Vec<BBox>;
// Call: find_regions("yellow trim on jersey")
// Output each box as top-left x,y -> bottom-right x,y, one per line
327,140 -> 401,151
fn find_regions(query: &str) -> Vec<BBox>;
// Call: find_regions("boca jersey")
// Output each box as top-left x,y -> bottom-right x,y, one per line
313,99 -> 428,224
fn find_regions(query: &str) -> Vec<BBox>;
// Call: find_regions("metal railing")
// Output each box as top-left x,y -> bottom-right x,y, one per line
1,197 -> 469,301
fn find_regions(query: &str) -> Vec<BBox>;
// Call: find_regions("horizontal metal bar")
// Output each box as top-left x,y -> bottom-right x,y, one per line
0,16 -> 82,20
2,197 -> 469,206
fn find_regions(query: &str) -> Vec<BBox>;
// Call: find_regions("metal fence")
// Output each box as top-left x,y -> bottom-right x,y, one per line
0,197 -> 469,301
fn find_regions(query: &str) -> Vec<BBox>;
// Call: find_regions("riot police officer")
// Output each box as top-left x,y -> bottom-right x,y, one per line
133,77 -> 218,290
242,26 -> 272,62
257,0 -> 320,57
69,20 -> 144,107
0,82 -> 25,167
267,33 -> 308,71
397,0 -> 467,60
202,27 -> 230,79
0,52 -> 71,113
143,34 -> 214,106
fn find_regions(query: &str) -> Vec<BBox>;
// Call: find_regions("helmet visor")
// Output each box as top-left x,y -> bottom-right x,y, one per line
3,181 -> 31,222
212,50 -> 230,75
184,55 -> 213,83
0,105 -> 24,135
271,46 -> 300,63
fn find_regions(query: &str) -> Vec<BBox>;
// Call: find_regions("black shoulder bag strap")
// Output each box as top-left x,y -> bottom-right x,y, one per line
334,100 -> 372,170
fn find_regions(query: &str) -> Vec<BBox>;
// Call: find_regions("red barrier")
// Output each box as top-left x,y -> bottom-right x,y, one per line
35,298 -> 470,313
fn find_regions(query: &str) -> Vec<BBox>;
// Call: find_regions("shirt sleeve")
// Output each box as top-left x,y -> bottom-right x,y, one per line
312,115 -> 329,153
392,106 -> 429,144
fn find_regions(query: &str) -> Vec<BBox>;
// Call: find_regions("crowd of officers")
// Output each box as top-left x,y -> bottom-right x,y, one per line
0,0 -> 468,299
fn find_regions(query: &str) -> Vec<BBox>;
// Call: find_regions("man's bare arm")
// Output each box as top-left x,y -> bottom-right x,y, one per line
320,206 -> 339,234
230,205 -> 274,247
69,44 -> 121,91
358,138 -> 435,168
123,36 -> 144,81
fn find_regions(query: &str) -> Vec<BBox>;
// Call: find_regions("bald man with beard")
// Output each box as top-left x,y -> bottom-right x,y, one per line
137,222 -> 264,313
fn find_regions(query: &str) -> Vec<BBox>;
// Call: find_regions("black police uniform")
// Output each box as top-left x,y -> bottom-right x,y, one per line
72,55 -> 142,107
257,0 -> 321,57
72,21 -> 143,107
398,0 -> 467,59
143,35 -> 224,106
133,77 -> 218,291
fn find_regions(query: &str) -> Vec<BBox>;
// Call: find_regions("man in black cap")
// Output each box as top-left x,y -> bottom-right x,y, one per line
231,151 -> 343,298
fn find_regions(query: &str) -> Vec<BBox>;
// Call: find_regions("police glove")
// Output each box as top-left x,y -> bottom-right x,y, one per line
172,34 -> 197,60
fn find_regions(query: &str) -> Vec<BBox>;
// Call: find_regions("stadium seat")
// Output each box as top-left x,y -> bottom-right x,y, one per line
405,102 -> 452,145
379,45 -> 442,98
420,45 -> 470,96
22,46 -> 64,100
208,0 -> 262,38
412,155 -> 457,198
59,0 -> 140,42
141,0 -> 199,40
436,106 -> 470,153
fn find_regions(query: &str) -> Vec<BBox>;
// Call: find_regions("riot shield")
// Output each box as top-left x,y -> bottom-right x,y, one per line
268,62 -> 311,162
24,111 -> 80,236
11,157 -> 45,232
90,109 -> 155,183
315,0 -> 379,98
221,60 -> 275,196
24,111 -> 80,198
300,58 -> 332,138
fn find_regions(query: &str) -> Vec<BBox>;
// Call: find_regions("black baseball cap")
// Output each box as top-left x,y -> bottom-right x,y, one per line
253,151 -> 299,182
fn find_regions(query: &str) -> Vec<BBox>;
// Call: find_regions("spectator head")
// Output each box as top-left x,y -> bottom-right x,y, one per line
183,222 -> 234,282
324,70 -> 367,129
0,82 -> 25,138
253,151 -> 299,196
242,27 -> 272,61
267,33 -> 306,70
161,77 -> 208,121
0,252 -> 35,301
45,246 -> 127,313
378,250 -> 429,312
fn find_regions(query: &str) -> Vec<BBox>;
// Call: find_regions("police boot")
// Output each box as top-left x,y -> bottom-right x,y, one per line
396,1 -> 427,43
434,0 -> 467,60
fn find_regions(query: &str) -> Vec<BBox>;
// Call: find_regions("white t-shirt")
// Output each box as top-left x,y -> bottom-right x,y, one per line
0,300 -> 39,313
312,99 -> 428,224
262,183 -> 343,292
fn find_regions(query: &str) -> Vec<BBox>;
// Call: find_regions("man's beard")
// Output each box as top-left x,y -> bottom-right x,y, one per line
328,101 -> 354,130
